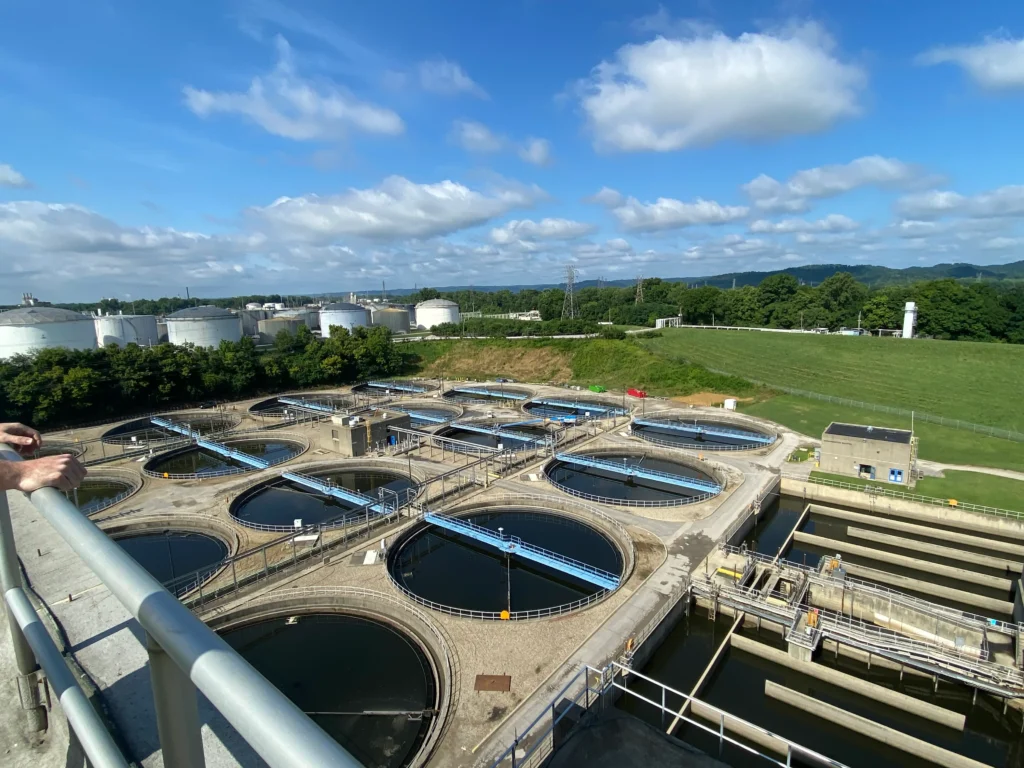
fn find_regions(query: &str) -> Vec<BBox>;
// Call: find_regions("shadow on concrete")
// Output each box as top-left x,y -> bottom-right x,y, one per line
69,618 -> 144,655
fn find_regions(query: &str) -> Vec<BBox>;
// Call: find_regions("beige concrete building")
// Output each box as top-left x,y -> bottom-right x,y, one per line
820,422 -> 916,485
310,410 -> 411,456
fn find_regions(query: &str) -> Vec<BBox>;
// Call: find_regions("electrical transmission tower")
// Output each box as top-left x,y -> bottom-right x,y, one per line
635,274 -> 644,304
561,265 -> 578,319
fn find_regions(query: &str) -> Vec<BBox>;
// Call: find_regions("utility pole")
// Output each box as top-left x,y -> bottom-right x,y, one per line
561,265 -> 578,319
635,274 -> 644,304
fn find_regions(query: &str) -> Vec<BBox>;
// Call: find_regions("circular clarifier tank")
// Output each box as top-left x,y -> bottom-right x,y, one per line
113,530 -> 228,592
434,420 -> 553,451
544,450 -> 721,506
350,379 -> 437,397
632,416 -> 774,450
390,401 -> 463,428
248,393 -> 352,418
102,411 -> 239,445
33,441 -> 86,459
231,465 -> 418,530
389,506 -> 625,617
64,474 -> 139,515
218,611 -> 440,767
441,384 -> 531,405
144,437 -> 304,478
523,396 -> 626,420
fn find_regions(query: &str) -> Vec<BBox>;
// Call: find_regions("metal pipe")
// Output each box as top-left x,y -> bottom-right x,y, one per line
0,490 -> 45,730
146,632 -> 205,767
0,444 -> 361,768
5,587 -> 128,766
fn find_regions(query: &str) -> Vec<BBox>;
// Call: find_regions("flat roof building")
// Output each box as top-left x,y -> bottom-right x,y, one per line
820,422 -> 916,485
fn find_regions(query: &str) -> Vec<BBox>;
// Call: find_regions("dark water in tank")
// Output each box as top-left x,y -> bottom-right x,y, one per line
251,394 -> 352,416
442,388 -> 527,405
633,419 -> 770,449
65,479 -> 133,514
621,609 -> 1023,768
439,424 -> 549,450
146,440 -> 299,476
221,614 -> 435,768
234,469 -> 416,527
103,414 -> 234,442
115,531 -> 227,585
391,509 -> 622,613
546,453 -> 714,502
524,399 -> 621,419
395,406 -> 456,426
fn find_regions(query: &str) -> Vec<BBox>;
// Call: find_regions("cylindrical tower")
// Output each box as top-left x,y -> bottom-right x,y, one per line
414,299 -> 460,329
319,303 -> 370,336
165,306 -> 243,348
370,307 -> 411,334
94,314 -> 160,347
0,307 -> 98,359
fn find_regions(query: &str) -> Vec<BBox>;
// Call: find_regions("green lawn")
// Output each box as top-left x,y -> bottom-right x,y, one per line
809,470 -> 1024,513
743,394 -> 1024,472
643,329 -> 1024,431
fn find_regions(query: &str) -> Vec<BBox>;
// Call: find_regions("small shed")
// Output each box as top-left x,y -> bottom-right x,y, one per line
820,422 -> 916,484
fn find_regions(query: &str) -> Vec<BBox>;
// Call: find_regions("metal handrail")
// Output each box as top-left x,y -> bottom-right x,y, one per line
543,474 -> 717,507
0,443 -> 361,767
631,428 -> 770,452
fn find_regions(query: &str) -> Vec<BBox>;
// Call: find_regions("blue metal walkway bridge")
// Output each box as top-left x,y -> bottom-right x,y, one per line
530,398 -> 627,417
450,421 -> 547,446
281,471 -> 392,514
150,417 -> 270,469
632,418 -> 773,444
392,406 -> 451,424
277,396 -> 338,414
366,380 -> 429,394
422,512 -> 620,590
450,386 -> 528,400
554,452 -> 721,494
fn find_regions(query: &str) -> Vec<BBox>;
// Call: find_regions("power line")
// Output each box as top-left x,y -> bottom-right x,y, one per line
561,265 -> 578,319
635,274 -> 644,304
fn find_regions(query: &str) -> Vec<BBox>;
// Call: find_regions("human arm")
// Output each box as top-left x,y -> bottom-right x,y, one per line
0,454 -> 87,493
0,423 -> 43,456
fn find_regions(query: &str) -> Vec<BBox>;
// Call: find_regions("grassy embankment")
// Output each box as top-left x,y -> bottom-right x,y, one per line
809,470 -> 1024,514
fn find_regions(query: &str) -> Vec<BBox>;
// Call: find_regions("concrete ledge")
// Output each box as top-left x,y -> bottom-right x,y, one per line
840,563 -> 1014,616
764,680 -> 990,768
847,527 -> 1024,572
730,634 -> 965,730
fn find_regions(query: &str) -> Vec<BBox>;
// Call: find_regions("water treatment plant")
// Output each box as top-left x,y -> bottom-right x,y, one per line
5,379 -> 1024,768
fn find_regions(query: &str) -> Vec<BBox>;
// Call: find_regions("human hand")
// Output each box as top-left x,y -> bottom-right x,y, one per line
6,455 -> 87,493
0,423 -> 43,456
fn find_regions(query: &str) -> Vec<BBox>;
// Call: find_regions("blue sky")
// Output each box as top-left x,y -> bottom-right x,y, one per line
3,0 -> 1024,303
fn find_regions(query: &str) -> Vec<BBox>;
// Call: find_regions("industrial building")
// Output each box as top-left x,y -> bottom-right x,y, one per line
93,314 -> 160,348
819,421 -> 916,484
165,305 -> 243,348
3,378 -> 1022,768
415,298 -> 460,329
0,306 -> 97,359
320,302 -> 370,336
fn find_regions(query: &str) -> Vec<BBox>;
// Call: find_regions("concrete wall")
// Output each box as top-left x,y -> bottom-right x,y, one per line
312,412 -> 411,457
820,433 -> 912,484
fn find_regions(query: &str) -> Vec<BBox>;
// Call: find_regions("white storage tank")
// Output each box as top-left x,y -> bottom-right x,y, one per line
258,316 -> 305,341
165,306 -> 242,348
371,306 -> 411,334
415,298 -> 460,329
902,301 -> 917,340
275,308 -> 317,331
94,314 -> 160,347
320,302 -> 370,336
236,309 -> 270,336
0,306 -> 98,359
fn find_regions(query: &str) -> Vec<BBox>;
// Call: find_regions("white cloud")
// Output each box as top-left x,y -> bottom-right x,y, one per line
450,120 -> 505,153
896,185 -> 1024,219
749,214 -> 859,234
590,188 -> 748,232
418,58 -> 487,98
744,156 -> 923,213
0,164 -> 30,188
917,36 -> 1024,90
250,175 -> 541,242
578,21 -> 865,152
490,218 -> 596,244
519,138 -> 553,166
183,36 -> 403,141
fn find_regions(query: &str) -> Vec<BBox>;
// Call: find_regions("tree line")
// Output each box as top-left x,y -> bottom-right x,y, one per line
430,317 -> 601,338
407,274 -> 1024,343
0,325 -> 402,430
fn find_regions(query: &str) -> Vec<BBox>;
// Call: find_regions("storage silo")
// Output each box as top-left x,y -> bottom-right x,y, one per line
165,306 -> 242,348
371,306 -> 411,334
319,302 -> 370,337
275,308 -> 317,331
257,316 -> 305,342
415,298 -> 460,329
236,308 -> 270,337
0,307 -> 98,359
94,314 -> 160,347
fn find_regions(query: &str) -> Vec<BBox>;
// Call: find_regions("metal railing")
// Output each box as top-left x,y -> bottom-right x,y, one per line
141,432 -> 308,480
789,474 -> 1024,520
0,443 -> 361,767
487,661 -> 846,768
543,474 -> 718,507
65,470 -> 141,516
630,428 -> 768,452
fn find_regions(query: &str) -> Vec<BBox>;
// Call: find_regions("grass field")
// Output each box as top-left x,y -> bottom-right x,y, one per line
642,329 -> 1024,430
744,394 -> 1024,471
809,470 -> 1024,513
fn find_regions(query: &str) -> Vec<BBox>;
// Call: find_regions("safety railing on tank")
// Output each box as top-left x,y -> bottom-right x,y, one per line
486,661 -> 846,768
65,469 -> 142,516
629,427 -> 774,452
141,432 -> 308,480
228,485 -> 416,533
0,443 -> 362,768
543,474 -> 718,508
788,475 -> 1024,521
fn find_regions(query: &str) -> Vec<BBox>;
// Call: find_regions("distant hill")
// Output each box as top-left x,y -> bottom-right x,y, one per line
347,259 -> 1024,296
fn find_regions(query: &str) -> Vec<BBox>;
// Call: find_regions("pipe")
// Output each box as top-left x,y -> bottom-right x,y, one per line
764,681 -> 992,768
794,532 -> 1012,591
731,634 -> 964,730
847,527 -> 1024,573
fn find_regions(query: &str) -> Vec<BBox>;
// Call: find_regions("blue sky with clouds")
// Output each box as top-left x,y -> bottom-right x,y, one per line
3,0 -> 1024,303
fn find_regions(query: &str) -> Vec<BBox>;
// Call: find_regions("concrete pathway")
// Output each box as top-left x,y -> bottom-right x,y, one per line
917,460 -> 1024,482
